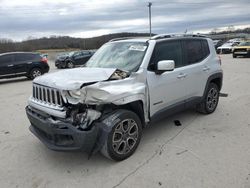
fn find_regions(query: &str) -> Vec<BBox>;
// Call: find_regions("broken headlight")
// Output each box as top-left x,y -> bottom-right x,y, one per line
68,89 -> 81,98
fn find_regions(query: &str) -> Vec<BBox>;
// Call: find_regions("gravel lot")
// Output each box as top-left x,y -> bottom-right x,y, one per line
0,54 -> 250,188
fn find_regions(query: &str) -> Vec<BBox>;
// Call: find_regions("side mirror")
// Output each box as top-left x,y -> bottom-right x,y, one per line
156,60 -> 175,73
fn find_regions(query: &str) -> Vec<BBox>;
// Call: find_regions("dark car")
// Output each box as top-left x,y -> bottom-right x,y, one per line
213,40 -> 224,49
0,52 -> 49,80
55,50 -> 94,69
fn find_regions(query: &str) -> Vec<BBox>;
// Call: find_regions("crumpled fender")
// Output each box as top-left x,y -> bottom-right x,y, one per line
90,110 -> 122,155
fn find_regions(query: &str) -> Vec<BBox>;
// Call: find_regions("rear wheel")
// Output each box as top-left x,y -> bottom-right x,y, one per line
233,54 -> 237,58
29,68 -> 42,79
100,110 -> 142,161
197,83 -> 219,114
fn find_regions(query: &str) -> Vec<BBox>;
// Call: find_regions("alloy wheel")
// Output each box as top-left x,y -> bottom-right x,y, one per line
112,119 -> 139,155
206,87 -> 218,111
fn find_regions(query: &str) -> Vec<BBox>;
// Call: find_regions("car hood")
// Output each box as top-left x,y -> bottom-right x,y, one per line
33,67 -> 116,90
234,46 -> 250,49
218,44 -> 233,49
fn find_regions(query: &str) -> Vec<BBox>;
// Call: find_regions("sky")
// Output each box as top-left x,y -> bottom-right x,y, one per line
0,0 -> 249,41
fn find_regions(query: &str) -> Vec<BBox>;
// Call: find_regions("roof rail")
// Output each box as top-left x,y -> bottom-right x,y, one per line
109,36 -> 149,42
151,33 -> 207,40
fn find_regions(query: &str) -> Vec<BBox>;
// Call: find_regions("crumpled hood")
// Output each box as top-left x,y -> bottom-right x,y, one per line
33,67 -> 116,90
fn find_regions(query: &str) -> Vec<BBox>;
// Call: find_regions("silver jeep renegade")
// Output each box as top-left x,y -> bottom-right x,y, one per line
26,34 -> 223,161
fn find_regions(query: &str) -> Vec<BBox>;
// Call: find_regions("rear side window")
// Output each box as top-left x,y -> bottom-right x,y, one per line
184,39 -> 210,64
0,54 -> 13,64
149,40 -> 183,70
15,53 -> 41,61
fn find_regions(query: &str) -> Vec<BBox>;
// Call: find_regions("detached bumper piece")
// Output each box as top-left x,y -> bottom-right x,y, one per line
26,106 -> 99,152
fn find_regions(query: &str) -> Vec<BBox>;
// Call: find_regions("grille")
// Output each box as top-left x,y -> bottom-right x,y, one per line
32,84 -> 63,107
234,48 -> 247,52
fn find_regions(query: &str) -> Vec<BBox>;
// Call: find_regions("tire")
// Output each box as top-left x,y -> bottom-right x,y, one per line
196,83 -> 219,114
29,68 -> 42,79
66,61 -> 74,68
100,110 -> 142,161
233,54 -> 237,58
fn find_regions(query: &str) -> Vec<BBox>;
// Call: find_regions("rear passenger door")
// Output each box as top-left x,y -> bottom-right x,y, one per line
13,53 -> 33,74
181,39 -> 211,98
0,54 -> 15,76
72,52 -> 84,65
81,52 -> 92,64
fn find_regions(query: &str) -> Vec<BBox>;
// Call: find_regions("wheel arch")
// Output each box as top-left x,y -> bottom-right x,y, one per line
203,72 -> 223,98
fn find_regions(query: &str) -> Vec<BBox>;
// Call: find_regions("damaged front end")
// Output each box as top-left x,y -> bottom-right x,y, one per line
26,101 -> 104,152
26,68 -> 147,154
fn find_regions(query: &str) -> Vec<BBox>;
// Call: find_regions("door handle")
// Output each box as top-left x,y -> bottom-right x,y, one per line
7,64 -> 14,67
177,73 -> 187,79
203,66 -> 210,71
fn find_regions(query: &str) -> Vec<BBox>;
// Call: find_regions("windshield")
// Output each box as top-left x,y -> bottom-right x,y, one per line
239,42 -> 250,46
85,42 -> 148,72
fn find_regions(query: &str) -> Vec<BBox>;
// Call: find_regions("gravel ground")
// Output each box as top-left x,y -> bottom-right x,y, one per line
0,54 -> 249,188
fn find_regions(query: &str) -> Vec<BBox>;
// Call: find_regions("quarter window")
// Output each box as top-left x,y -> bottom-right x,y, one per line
201,40 -> 210,58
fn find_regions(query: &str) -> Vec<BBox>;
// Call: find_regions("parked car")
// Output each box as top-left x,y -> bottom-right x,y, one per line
228,38 -> 242,43
0,52 -> 49,80
232,41 -> 250,58
26,34 -> 223,161
213,40 -> 224,49
55,50 -> 94,69
216,41 -> 240,54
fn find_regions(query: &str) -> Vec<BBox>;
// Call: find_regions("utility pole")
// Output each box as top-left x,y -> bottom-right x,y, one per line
147,2 -> 152,37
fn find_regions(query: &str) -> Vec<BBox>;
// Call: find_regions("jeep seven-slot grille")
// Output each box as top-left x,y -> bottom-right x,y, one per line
32,84 -> 63,107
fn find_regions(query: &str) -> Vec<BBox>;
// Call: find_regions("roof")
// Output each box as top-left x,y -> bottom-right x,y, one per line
0,51 -> 39,56
109,33 -> 209,43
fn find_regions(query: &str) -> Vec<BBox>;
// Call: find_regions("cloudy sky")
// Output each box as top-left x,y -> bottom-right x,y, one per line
0,0 -> 249,41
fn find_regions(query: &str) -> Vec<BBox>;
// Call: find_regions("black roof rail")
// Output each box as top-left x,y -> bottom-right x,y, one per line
151,33 -> 207,40
109,36 -> 149,42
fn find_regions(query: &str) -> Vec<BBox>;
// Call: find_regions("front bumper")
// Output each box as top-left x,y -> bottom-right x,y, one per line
217,48 -> 232,54
55,60 -> 66,68
26,106 -> 99,152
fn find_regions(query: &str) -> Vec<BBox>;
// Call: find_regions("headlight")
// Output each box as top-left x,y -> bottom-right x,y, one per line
68,90 -> 81,98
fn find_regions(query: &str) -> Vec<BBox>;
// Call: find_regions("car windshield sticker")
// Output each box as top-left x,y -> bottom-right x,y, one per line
129,45 -> 147,51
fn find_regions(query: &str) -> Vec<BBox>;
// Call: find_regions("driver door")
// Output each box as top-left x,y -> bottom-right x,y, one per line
147,40 -> 189,116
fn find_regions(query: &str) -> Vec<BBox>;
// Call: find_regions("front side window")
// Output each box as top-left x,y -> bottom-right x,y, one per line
149,40 -> 183,70
86,42 -> 148,72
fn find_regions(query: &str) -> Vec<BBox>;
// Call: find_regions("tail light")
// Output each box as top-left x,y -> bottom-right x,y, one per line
41,57 -> 48,64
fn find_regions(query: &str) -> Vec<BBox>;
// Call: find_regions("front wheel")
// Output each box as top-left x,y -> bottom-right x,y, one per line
233,54 -> 237,58
196,83 -> 219,114
66,61 -> 74,68
100,110 -> 142,161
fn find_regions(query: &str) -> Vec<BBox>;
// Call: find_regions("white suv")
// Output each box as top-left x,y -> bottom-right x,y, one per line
26,34 -> 223,161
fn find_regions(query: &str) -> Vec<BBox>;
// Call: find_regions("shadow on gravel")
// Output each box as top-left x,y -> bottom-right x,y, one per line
33,109 -> 198,165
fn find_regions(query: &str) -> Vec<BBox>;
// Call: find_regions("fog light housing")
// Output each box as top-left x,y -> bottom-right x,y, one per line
74,109 -> 101,130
